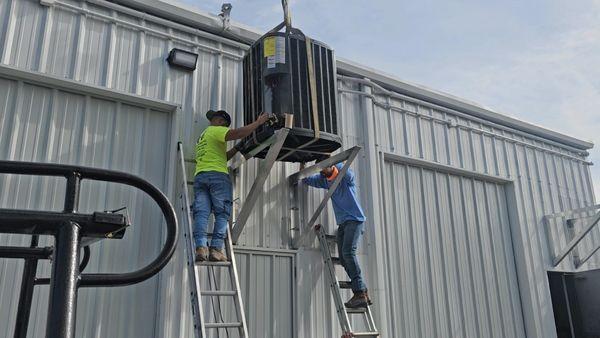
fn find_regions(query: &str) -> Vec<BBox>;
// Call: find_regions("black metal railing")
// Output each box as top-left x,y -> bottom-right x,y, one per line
0,160 -> 178,338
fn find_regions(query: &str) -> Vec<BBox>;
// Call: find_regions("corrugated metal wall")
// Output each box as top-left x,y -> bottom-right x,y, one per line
364,87 -> 598,338
0,0 -> 598,337
380,161 -> 525,337
0,74 -> 174,337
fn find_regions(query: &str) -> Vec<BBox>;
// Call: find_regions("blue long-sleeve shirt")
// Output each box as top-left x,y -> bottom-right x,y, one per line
302,163 -> 366,225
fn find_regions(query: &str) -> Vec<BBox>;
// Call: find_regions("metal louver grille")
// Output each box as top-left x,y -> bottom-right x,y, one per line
244,36 -> 337,134
243,43 -> 264,126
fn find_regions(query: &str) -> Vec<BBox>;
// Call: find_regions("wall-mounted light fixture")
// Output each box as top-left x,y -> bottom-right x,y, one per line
167,48 -> 198,71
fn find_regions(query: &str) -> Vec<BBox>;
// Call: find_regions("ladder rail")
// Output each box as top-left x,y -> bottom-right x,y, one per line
364,304 -> 378,333
316,227 -> 352,333
179,142 -> 249,338
177,142 -> 206,338
316,226 -> 380,337
226,224 -> 249,338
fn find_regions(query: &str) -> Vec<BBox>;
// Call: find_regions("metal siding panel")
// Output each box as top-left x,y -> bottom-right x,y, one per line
44,7 -> 78,77
495,184 -> 527,336
435,172 -> 463,336
0,78 -> 172,338
380,161 -> 525,338
111,22 -> 139,93
7,0 -> 43,69
157,246 -> 295,338
418,106 -> 435,161
0,0 -> 11,52
449,174 -> 479,337
140,33 -> 168,99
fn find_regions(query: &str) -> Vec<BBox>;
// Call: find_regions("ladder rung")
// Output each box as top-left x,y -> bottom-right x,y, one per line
205,322 -> 242,329
351,332 -> 380,337
346,308 -> 367,314
325,234 -> 337,242
339,281 -> 352,289
331,257 -> 342,265
201,290 -> 237,296
196,261 -> 232,267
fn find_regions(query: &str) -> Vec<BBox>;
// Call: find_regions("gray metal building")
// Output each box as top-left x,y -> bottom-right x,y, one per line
0,0 -> 598,337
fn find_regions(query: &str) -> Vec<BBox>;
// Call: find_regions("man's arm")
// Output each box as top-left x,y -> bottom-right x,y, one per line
302,174 -> 328,189
226,148 -> 238,160
225,113 -> 270,141
342,166 -> 355,185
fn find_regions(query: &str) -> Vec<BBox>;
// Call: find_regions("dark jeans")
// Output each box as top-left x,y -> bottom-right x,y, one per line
336,220 -> 367,292
192,171 -> 232,249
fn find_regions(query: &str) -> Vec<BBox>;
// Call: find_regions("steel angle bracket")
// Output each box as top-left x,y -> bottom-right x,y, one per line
553,210 -> 600,268
290,146 -> 361,249
230,128 -> 290,243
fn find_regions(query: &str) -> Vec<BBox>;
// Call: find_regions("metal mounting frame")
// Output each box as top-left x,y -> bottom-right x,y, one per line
544,204 -> 600,269
554,211 -> 600,268
289,146 -> 361,249
230,128 -> 290,243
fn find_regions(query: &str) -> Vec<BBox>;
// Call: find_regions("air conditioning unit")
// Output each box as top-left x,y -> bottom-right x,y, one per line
240,30 -> 342,162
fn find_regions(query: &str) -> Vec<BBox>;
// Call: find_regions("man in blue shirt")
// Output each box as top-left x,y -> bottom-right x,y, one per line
303,162 -> 371,308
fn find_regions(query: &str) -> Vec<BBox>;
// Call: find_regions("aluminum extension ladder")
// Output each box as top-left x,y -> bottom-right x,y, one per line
315,225 -> 379,337
177,143 -> 249,338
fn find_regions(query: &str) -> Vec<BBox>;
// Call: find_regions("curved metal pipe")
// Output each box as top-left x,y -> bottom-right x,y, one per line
79,246 -> 90,273
0,160 -> 178,287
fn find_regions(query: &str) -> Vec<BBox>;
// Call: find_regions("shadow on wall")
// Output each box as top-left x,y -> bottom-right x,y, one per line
548,269 -> 600,338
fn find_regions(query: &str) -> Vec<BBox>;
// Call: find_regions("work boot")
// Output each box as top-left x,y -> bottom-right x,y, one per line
344,290 -> 368,308
365,290 -> 374,306
195,246 -> 208,262
209,247 -> 228,262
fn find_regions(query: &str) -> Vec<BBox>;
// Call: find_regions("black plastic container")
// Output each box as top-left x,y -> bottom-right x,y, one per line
241,30 -> 342,162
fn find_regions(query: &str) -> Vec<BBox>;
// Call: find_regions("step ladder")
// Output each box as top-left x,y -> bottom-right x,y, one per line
177,143 -> 249,338
315,225 -> 379,337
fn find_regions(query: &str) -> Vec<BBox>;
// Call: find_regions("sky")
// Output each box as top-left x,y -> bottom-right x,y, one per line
180,0 -> 600,201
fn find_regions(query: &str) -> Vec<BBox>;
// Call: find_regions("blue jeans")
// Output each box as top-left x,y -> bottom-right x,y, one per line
336,220 -> 367,292
192,171 -> 232,250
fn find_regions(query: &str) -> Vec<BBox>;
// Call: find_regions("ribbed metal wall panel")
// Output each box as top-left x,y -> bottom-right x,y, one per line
0,75 -> 173,337
0,0 -> 597,337
156,243 -> 296,338
380,161 -> 525,337
336,84 -> 598,338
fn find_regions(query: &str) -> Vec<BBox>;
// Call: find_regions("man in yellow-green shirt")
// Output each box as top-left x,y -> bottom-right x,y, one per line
193,110 -> 269,262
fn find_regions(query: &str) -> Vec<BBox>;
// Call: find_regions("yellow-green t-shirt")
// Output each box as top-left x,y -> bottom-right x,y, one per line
195,126 -> 230,175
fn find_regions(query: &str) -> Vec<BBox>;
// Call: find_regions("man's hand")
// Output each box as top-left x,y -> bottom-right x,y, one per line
225,112 -> 272,141
255,112 -> 270,125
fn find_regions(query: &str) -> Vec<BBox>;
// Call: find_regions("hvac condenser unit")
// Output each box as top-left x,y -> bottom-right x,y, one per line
240,30 -> 342,162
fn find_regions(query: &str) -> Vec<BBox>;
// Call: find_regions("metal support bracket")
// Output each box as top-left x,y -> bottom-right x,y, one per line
230,128 -> 290,243
553,210 -> 600,267
290,146 -> 361,249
